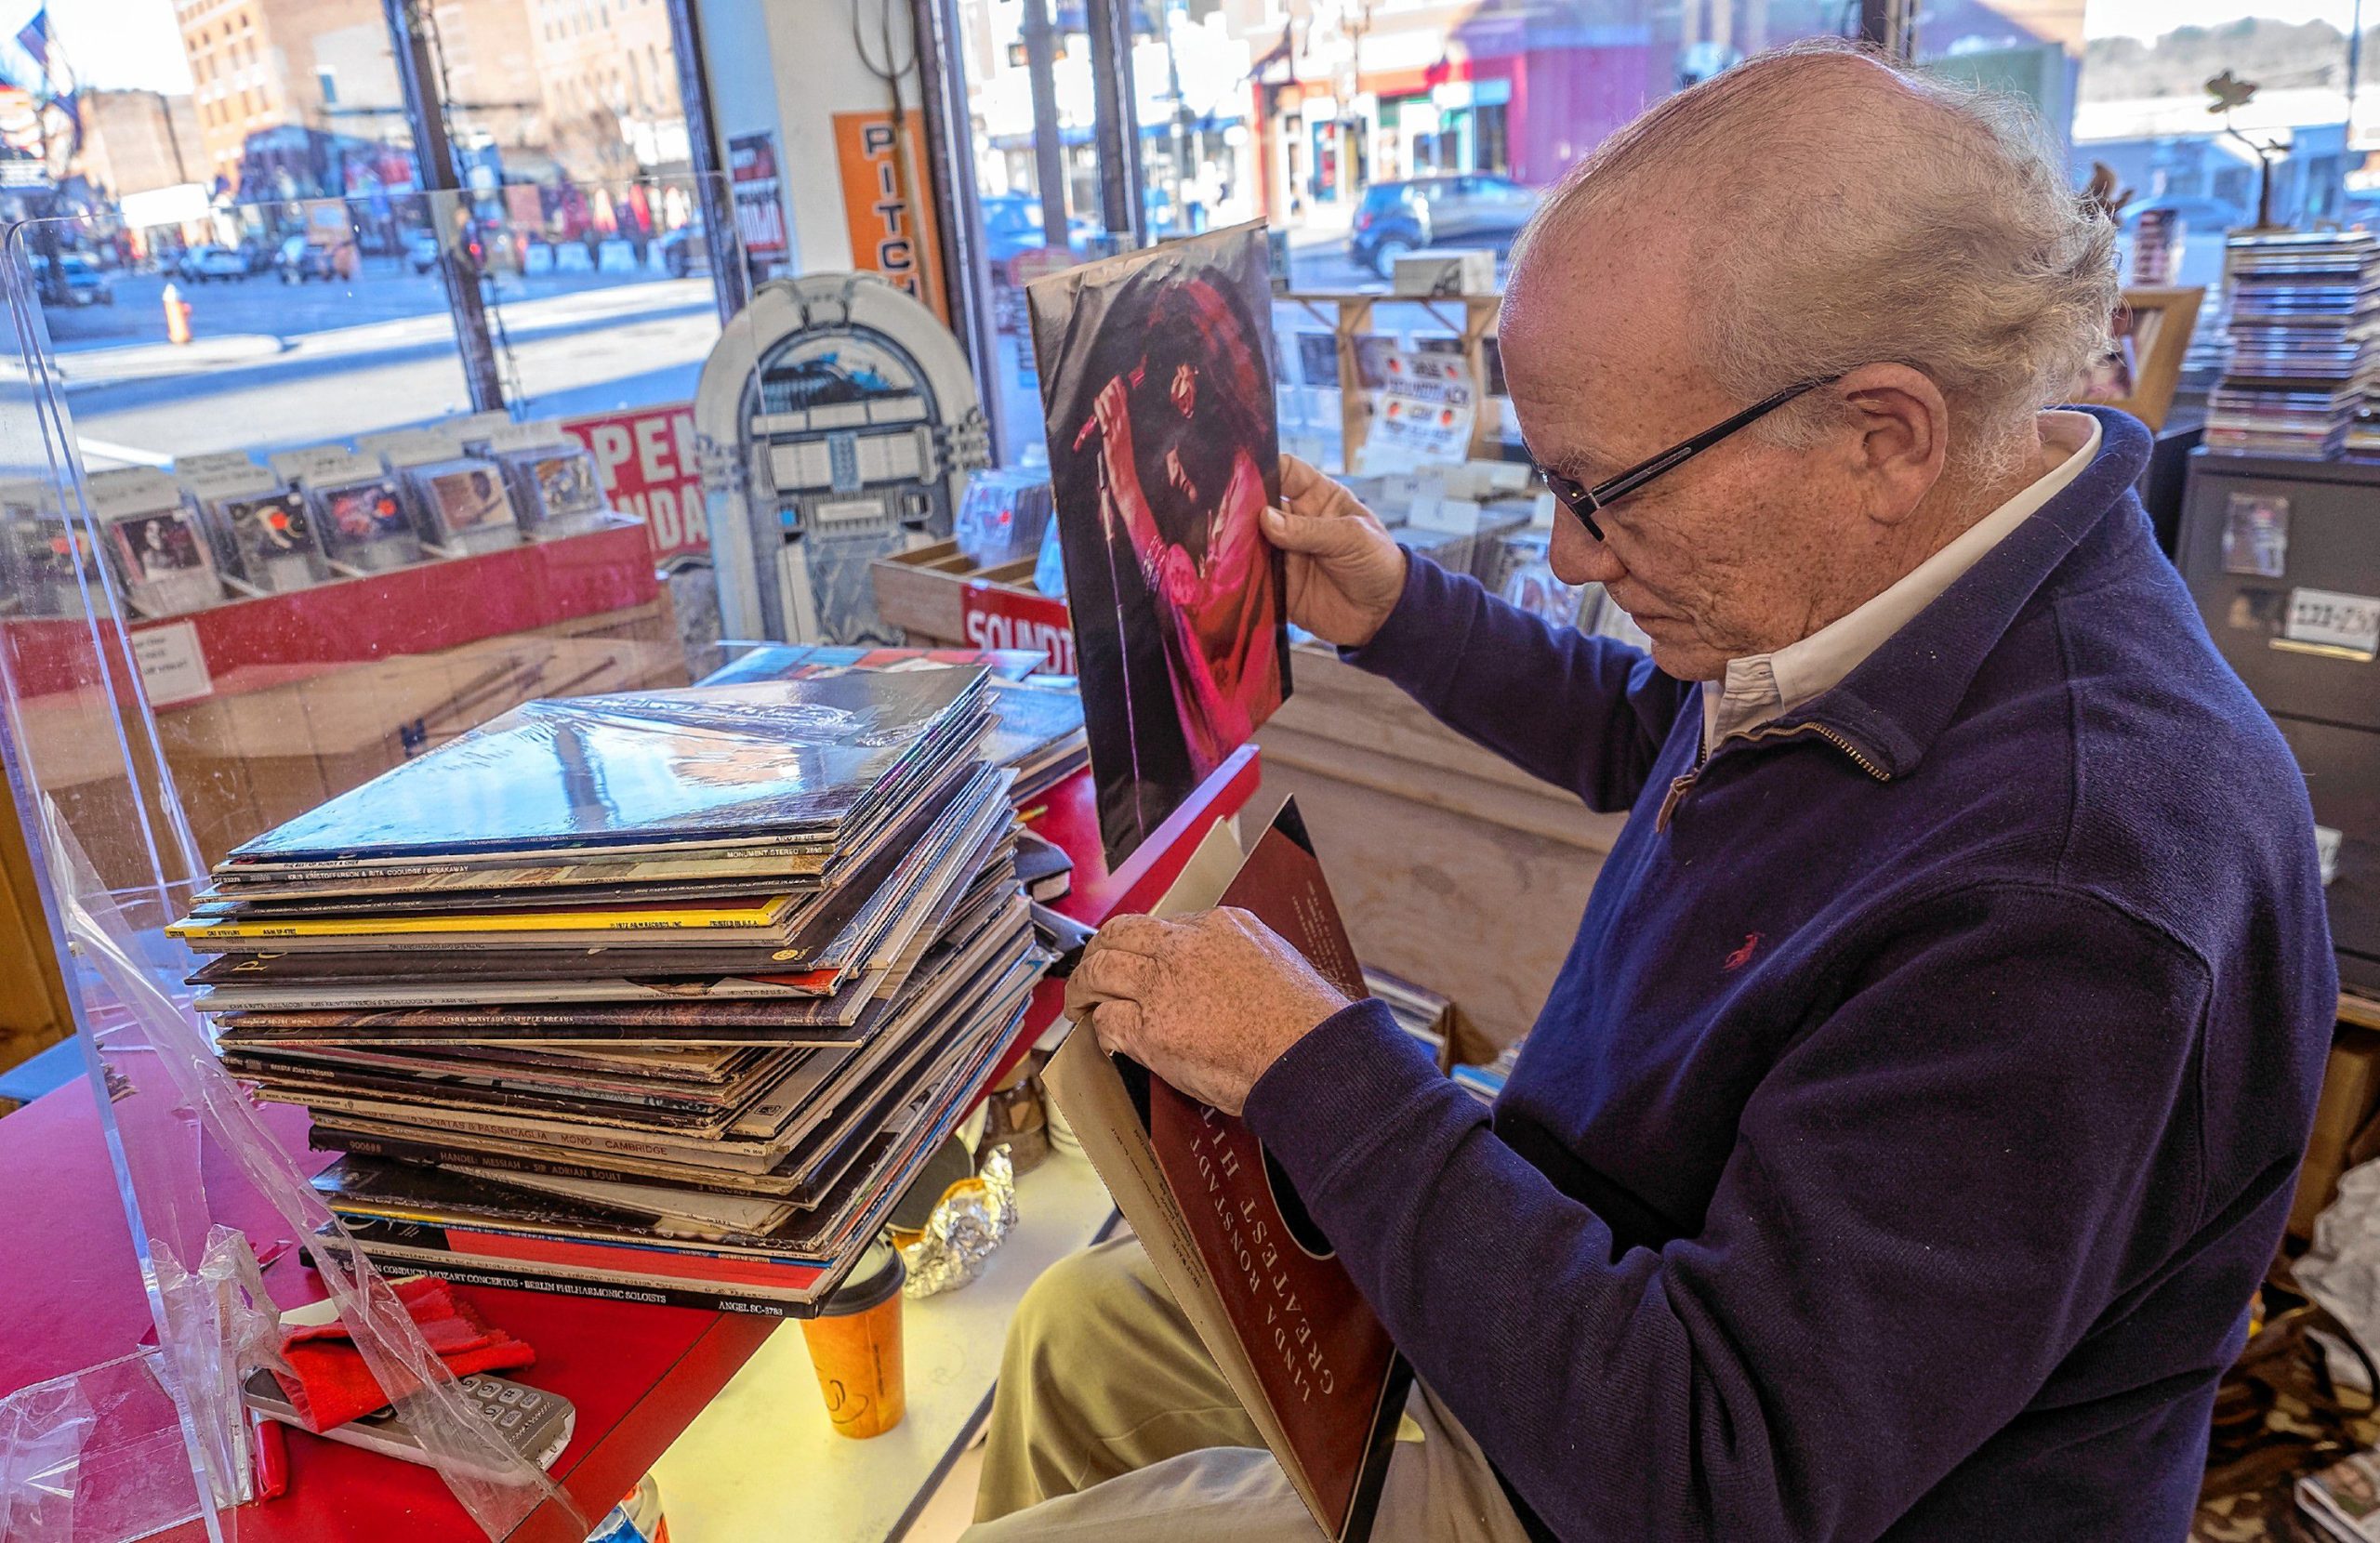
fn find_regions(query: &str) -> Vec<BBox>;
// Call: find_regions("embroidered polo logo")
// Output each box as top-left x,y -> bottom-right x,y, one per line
1724,932 -> 1764,971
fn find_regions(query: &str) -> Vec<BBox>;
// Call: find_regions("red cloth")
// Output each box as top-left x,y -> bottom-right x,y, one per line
271,1277 -> 536,1432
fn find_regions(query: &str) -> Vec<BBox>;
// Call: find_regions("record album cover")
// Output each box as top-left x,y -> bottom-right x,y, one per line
219,488 -> 330,589
224,668 -> 988,864
1027,222 -> 1291,865
503,447 -> 606,530
111,508 -> 209,583
412,459 -> 520,546
311,477 -> 419,570
1045,798 -> 1406,1543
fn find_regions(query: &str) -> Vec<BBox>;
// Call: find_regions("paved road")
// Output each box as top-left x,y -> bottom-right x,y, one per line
42,257 -> 702,353
21,233 -> 1400,473
32,266 -> 721,468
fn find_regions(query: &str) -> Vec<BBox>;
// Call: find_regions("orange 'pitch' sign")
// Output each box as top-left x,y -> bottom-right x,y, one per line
831,111 -> 949,325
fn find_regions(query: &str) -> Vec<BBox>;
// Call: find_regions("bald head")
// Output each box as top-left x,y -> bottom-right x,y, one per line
1507,41 -> 2115,474
1490,43 -> 2113,682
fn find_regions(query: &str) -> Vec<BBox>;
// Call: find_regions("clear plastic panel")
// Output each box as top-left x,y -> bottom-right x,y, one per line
0,179 -> 731,1539
480,174 -> 737,422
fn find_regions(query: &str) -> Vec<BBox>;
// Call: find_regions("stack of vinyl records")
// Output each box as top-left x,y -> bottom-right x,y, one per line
2206,231 -> 2380,459
172,667 -> 1045,1314
986,679 -> 1088,807
700,646 -> 1084,811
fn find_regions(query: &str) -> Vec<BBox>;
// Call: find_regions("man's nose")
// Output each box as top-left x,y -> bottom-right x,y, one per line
1549,509 -> 1625,588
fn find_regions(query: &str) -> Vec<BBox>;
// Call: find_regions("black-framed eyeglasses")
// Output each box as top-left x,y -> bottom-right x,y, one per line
1527,374 -> 1844,541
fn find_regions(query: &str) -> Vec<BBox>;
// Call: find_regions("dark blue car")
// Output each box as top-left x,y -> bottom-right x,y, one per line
1347,174 -> 1540,277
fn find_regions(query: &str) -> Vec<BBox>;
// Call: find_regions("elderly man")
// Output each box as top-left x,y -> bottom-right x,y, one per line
970,42 -> 2337,1543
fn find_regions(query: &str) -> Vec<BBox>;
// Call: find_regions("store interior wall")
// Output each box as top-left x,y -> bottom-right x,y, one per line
693,0 -> 927,277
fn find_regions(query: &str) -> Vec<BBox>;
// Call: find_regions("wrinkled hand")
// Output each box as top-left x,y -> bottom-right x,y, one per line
1262,455 -> 1408,648
1064,907 -> 1354,1116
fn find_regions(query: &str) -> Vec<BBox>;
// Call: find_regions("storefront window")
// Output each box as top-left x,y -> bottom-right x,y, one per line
29,0 -> 723,450
943,0 -> 2118,462
2070,0 -> 2373,287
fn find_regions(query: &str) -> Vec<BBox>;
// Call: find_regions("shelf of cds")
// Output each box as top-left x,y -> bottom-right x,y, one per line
2207,231 -> 2380,460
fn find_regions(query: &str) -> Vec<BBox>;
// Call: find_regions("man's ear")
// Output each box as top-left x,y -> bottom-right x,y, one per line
1829,363 -> 1950,527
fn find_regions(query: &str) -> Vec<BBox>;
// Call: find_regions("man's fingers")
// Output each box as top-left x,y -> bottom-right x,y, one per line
1071,946 -> 1157,1006
1276,455 -> 1366,518
1089,999 -> 1143,1057
1063,970 -> 1108,1022
1263,502 -> 1375,558
1279,453 -> 1327,501
1090,913 -> 1171,956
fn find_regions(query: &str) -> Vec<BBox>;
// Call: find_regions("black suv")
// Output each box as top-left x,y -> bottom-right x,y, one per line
1347,174 -> 1539,277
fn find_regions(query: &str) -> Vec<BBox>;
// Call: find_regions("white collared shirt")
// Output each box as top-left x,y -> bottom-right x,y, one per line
1700,411 -> 2103,750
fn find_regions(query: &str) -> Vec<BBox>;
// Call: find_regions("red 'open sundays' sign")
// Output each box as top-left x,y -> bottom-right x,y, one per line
561,403 -> 710,568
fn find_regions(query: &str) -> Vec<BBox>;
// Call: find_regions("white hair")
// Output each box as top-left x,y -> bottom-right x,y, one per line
1515,40 -> 2117,479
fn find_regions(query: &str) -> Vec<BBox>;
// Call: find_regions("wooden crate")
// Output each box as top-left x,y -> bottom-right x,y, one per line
871,540 -> 1073,669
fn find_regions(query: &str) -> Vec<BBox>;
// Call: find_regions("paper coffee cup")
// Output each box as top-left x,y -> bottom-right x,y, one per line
800,1243 -> 907,1439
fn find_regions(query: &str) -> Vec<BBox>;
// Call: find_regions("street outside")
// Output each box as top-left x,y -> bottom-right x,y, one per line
985,222 -> 1411,466
17,222 -> 1395,478
22,257 -> 722,471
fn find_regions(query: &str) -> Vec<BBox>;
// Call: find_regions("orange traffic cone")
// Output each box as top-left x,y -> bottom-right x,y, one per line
163,282 -> 192,345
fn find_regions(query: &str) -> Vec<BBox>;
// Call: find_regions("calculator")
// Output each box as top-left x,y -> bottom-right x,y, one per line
243,1367 -> 575,1474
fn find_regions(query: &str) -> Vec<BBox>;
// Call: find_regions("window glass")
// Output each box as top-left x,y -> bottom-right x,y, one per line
954,0 -> 1101,463
946,1 -> 2122,349
1258,0 -> 1866,291
33,0 -> 716,442
2066,0 -> 2372,287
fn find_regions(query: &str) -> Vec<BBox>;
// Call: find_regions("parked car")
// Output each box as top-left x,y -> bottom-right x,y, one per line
1348,174 -> 1540,277
32,254 -> 112,306
658,225 -> 709,278
176,244 -> 249,283
402,230 -> 443,273
276,235 -> 338,283
980,192 -> 1098,270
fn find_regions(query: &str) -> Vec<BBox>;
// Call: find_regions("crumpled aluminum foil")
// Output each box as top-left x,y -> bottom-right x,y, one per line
900,1146 -> 1020,1299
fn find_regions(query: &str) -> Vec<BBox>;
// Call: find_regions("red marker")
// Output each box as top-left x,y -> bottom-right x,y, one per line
252,1412 -> 288,1502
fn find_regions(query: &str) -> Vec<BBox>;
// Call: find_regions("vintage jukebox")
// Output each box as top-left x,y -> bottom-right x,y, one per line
696,271 -> 992,644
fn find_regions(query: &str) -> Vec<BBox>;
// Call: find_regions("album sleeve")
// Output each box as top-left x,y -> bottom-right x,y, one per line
1342,552 -> 1693,813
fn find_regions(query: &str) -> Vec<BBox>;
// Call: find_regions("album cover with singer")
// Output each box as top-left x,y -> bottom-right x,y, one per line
1025,222 -> 1291,866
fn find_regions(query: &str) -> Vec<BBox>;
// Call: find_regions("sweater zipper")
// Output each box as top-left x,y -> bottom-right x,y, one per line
1655,721 -> 1892,833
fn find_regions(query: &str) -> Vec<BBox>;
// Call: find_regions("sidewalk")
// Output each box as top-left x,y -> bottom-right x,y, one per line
49,333 -> 286,387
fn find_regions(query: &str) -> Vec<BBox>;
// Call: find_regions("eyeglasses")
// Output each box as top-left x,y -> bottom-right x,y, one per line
1527,374 -> 1844,541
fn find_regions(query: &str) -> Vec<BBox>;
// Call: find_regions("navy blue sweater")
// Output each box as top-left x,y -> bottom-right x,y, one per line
1241,409 -> 2338,1541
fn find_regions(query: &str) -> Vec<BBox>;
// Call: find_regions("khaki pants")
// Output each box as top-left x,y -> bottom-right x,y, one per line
966,1236 -> 1531,1542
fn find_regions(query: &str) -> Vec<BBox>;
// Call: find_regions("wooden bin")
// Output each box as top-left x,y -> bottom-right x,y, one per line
871,540 -> 1074,671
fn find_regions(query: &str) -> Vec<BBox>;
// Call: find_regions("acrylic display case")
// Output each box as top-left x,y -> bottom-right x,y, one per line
0,178 -> 737,1542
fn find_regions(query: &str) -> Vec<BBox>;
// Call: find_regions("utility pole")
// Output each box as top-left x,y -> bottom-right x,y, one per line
1021,0 -> 1072,250
1858,0 -> 1915,61
381,0 -> 505,411
1084,0 -> 1145,247
1163,1 -> 1190,231
2350,0 -> 2365,182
